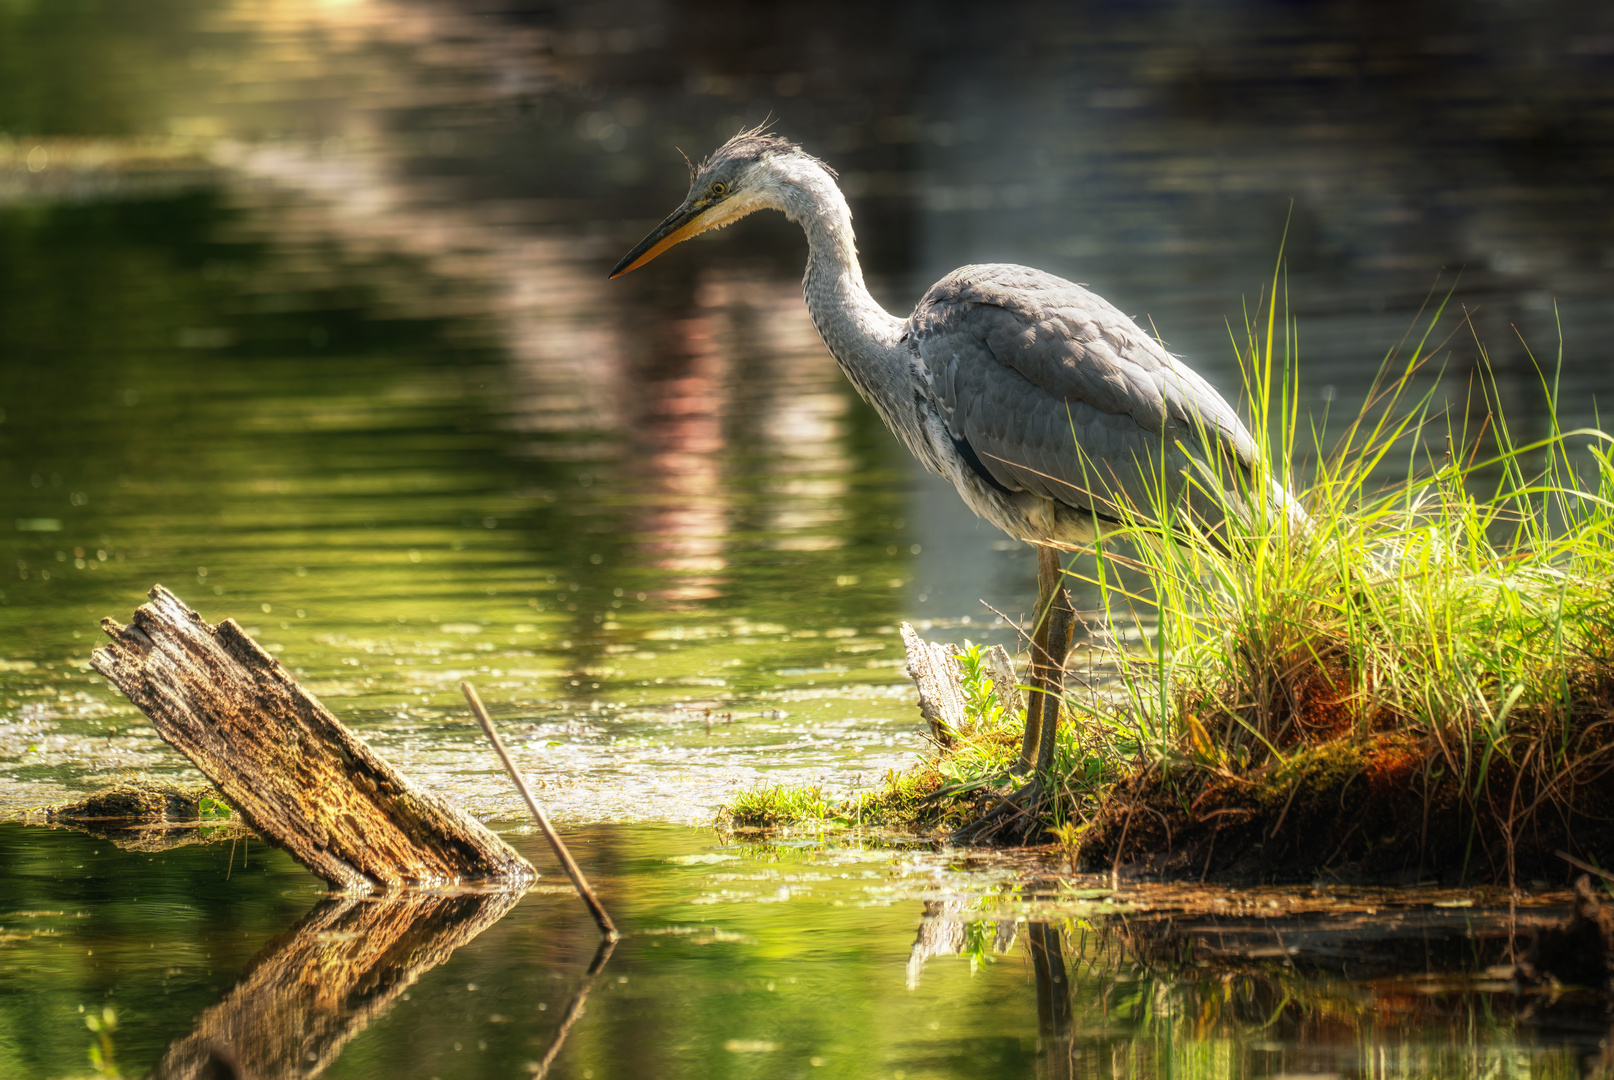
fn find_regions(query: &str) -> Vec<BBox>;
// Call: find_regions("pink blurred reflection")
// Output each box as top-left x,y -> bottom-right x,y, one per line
163,1 -> 859,610
634,308 -> 730,601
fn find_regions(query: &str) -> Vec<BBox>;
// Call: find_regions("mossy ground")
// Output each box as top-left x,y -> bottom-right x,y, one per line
718,769 -> 949,832
25,779 -> 243,852
726,665 -> 1614,884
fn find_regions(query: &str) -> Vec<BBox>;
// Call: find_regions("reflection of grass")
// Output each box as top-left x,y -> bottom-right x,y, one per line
84,1006 -> 119,1078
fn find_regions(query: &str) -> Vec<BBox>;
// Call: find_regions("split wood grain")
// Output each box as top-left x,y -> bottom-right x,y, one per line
901,622 -> 967,746
90,585 -> 534,893
901,623 -> 1024,746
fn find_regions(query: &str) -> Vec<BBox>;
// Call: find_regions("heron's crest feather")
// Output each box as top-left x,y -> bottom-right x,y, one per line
701,124 -> 837,179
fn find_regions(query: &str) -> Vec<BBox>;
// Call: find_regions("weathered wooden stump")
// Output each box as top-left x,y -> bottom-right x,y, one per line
90,586 -> 533,893
901,623 -> 967,745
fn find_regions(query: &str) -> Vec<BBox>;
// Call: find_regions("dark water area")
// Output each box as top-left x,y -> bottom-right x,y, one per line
0,820 -> 1601,1080
3,3 -> 1614,1075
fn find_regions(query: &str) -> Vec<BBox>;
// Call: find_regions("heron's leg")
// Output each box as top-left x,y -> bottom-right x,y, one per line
1015,547 -> 1062,775
1033,572 -> 1075,782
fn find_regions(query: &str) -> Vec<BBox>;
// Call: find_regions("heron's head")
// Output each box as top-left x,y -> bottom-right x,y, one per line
609,128 -> 826,278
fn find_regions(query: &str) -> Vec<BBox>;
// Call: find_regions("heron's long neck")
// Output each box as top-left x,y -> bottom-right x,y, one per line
776,162 -> 910,413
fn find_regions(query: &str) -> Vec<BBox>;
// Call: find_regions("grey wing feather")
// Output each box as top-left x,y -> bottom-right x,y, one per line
910,264 -> 1258,522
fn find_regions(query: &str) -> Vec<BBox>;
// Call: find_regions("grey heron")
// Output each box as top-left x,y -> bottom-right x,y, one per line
611,129 -> 1301,828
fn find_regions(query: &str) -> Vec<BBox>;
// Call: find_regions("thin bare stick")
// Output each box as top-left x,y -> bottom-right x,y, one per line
461,682 -> 619,941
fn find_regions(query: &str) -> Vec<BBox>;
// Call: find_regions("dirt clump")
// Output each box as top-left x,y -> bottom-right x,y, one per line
1080,728 -> 1614,885
43,780 -> 221,824
26,780 -> 242,852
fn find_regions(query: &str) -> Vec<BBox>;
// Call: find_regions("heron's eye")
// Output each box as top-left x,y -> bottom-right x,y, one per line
710,182 -> 727,197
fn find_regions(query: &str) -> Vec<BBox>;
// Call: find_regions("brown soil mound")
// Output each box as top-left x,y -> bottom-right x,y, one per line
44,781 -> 219,823
1082,731 -> 1614,885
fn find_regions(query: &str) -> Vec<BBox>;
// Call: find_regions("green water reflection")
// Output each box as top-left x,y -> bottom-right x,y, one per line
0,822 -> 1600,1080
0,187 -> 960,821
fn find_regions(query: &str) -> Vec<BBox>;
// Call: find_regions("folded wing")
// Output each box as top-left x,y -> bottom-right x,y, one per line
910,264 -> 1261,527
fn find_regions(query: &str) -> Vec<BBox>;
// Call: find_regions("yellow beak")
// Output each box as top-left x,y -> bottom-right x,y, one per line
609,199 -> 715,278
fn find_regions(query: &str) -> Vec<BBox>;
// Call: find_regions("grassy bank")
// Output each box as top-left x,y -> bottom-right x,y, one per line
726,280 -> 1614,884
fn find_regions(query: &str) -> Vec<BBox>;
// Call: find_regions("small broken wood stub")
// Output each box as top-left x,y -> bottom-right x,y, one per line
984,644 -> 1022,724
90,586 -> 534,893
901,622 -> 966,746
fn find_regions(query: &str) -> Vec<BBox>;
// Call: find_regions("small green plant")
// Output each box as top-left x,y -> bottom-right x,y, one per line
721,783 -> 834,828
1048,819 -> 1089,875
197,795 -> 232,820
960,919 -> 998,974
955,641 -> 1005,731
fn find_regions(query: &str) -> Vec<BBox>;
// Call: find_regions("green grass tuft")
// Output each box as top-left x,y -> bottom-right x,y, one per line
1044,272 -> 1614,878
720,783 -> 836,828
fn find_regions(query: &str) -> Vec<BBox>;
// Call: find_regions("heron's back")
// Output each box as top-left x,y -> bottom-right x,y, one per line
905,263 -> 1289,541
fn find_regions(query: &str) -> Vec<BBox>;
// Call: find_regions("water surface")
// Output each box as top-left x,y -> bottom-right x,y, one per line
0,821 -> 1598,1080
4,8 -> 1614,1074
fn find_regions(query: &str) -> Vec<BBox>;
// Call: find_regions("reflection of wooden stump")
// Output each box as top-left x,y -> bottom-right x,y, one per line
148,889 -> 524,1080
91,586 -> 533,892
905,899 -> 1019,989
905,899 -> 970,988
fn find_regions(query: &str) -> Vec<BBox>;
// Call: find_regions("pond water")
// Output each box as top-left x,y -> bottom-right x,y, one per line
3,3 -> 1614,1076
0,820 -> 1598,1080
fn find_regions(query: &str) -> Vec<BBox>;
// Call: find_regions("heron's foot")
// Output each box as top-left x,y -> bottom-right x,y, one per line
953,777 -> 1050,845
